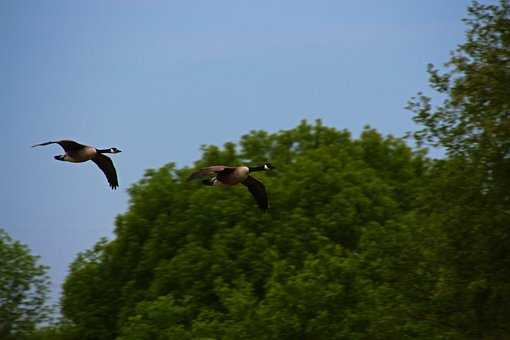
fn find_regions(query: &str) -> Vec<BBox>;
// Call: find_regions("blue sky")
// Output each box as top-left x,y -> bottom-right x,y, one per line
1,1 -> 489,306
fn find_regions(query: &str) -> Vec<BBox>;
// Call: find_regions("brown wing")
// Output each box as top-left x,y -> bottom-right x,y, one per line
242,175 -> 268,211
32,140 -> 87,152
187,165 -> 236,181
57,140 -> 88,152
91,153 -> 119,189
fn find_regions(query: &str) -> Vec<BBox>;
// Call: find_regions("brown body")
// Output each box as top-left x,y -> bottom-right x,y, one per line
32,139 -> 121,189
188,164 -> 274,210
63,146 -> 97,162
215,166 -> 249,185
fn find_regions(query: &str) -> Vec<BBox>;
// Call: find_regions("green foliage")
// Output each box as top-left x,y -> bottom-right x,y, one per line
407,1 -> 510,338
55,1 -> 510,338
409,0 -> 510,160
59,120 -> 430,339
0,228 -> 51,339
60,238 -> 120,340
25,323 -> 81,340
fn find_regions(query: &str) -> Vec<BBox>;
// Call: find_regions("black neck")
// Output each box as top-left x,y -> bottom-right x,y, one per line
249,165 -> 265,172
97,148 -> 112,154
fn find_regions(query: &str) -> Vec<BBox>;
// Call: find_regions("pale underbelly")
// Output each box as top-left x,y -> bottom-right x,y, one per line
66,148 -> 96,162
65,157 -> 89,163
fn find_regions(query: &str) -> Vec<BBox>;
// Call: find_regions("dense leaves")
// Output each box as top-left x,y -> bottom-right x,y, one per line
54,121 -> 432,340
0,228 -> 51,339
31,1 -> 510,339
406,1 -> 510,338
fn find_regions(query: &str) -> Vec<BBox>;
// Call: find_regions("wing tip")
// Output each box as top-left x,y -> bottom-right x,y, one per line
258,199 -> 269,211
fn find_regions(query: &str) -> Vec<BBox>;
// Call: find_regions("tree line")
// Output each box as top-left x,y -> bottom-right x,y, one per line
2,1 -> 509,339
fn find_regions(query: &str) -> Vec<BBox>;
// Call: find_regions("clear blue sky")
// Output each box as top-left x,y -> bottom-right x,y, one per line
1,1 -> 489,306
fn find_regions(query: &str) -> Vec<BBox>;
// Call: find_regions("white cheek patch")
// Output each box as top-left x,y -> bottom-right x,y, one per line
264,164 -> 269,170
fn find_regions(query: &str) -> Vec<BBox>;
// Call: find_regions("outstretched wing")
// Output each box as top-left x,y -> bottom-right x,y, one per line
32,140 -> 87,152
187,165 -> 236,181
242,175 -> 268,211
91,153 -> 119,189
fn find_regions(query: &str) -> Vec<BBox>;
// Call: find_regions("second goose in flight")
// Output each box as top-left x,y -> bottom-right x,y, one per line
32,140 -> 121,189
188,163 -> 275,210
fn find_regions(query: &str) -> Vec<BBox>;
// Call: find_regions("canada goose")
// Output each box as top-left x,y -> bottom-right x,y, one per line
188,163 -> 275,210
32,140 -> 121,189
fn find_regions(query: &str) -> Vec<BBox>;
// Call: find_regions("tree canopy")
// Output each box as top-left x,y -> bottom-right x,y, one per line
0,228 -> 51,339
29,1 -> 510,339
53,121 -> 434,339
406,1 -> 510,337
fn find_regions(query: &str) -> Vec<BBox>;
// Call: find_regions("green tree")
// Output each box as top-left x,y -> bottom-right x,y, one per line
60,238 -> 122,340
408,0 -> 510,337
54,2 -> 510,339
60,121 -> 428,339
0,228 -> 51,339
409,0 -> 510,186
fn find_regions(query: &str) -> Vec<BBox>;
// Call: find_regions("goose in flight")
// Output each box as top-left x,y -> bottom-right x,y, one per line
32,139 -> 121,189
188,163 -> 275,210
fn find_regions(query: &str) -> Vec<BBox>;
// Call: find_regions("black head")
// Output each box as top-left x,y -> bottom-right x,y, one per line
108,147 -> 122,154
263,162 -> 275,170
